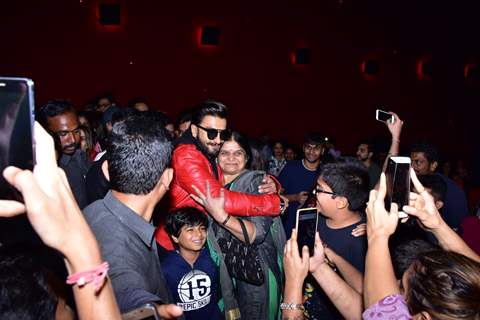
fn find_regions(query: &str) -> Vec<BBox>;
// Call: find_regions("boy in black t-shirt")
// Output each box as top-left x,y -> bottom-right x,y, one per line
304,157 -> 369,319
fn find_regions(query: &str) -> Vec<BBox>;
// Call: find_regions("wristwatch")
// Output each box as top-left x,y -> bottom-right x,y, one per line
280,302 -> 304,310
279,198 -> 287,215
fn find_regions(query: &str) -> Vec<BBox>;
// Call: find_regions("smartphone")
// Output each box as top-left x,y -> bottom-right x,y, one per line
295,207 -> 319,255
385,157 -> 410,218
122,303 -> 161,320
0,77 -> 36,201
375,109 -> 395,124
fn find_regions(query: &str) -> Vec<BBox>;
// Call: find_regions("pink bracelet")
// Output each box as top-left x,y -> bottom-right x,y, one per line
66,262 -> 109,293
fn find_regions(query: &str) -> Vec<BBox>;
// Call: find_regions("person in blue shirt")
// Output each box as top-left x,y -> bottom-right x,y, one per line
279,133 -> 324,238
163,207 -> 222,320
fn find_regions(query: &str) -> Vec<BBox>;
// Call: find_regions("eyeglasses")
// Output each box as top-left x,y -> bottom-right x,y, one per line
196,124 -> 231,140
312,185 -> 337,198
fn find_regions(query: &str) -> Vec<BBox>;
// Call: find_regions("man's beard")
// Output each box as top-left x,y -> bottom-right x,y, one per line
357,155 -> 368,162
198,140 -> 221,157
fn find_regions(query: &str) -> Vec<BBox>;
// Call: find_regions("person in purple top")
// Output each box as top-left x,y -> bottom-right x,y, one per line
363,171 -> 480,320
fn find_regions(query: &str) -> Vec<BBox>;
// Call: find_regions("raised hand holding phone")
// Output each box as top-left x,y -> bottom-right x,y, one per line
366,173 -> 400,240
402,168 -> 444,231
1,122 -> 101,273
0,122 -> 121,319
384,157 -> 411,218
385,111 -> 403,142
375,109 -> 395,124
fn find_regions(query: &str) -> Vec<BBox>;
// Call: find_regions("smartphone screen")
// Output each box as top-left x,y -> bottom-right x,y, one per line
0,77 -> 35,201
295,207 -> 318,255
376,109 -> 394,123
385,157 -> 410,218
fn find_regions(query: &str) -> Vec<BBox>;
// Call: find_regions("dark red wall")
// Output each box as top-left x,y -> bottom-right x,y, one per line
1,0 -> 479,159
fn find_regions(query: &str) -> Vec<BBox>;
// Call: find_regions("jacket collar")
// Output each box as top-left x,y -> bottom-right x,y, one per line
175,129 -> 219,179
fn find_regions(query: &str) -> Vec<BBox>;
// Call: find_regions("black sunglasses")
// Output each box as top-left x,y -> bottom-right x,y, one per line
312,185 -> 337,198
196,124 -> 231,140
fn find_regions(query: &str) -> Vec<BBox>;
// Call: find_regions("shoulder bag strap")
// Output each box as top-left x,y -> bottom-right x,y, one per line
237,218 -> 250,244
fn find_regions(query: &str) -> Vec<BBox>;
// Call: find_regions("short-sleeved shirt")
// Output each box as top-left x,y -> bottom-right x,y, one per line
363,294 -> 412,320
278,160 -> 319,238
162,248 -> 222,320
317,215 -> 367,272
83,191 -> 171,312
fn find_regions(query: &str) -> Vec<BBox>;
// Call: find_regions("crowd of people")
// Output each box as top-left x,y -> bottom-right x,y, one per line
0,95 -> 479,320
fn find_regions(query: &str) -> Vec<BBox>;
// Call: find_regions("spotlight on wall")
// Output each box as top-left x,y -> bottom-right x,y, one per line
361,59 -> 379,75
465,63 -> 479,81
200,26 -> 221,46
98,3 -> 121,26
417,58 -> 432,80
294,48 -> 311,65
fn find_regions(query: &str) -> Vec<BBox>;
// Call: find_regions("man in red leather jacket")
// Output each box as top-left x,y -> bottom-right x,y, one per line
157,100 -> 284,249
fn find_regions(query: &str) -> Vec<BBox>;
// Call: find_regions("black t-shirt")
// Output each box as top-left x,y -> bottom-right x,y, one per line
317,214 -> 367,273
304,214 -> 367,320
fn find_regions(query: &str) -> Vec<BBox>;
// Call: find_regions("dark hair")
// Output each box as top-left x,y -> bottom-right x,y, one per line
165,207 -> 209,238
37,99 -> 76,127
410,142 -> 440,164
128,97 -> 149,109
392,239 -> 437,280
191,100 -> 228,125
107,113 -> 172,194
78,125 -> 94,154
0,247 -> 57,320
177,110 -> 192,126
77,110 -> 98,128
285,144 -> 299,159
96,92 -> 116,105
304,132 -> 325,146
222,131 -> 252,167
320,157 -> 369,211
406,250 -> 480,319
271,140 -> 286,150
164,116 -> 174,126
418,174 -> 447,203
110,108 -> 129,125
357,139 -> 376,154
101,106 -> 122,126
